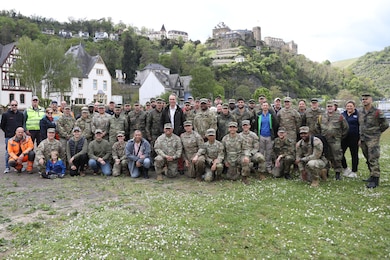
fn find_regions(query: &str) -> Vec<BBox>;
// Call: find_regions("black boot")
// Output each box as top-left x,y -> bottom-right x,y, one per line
366,176 -> 379,188
143,167 -> 149,179
335,172 -> 341,180
362,176 -> 374,182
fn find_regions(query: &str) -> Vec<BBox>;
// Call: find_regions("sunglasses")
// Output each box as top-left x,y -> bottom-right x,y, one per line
362,98 -> 368,100
33,99 -> 38,101
47,112 -> 53,114
10,104 -> 18,106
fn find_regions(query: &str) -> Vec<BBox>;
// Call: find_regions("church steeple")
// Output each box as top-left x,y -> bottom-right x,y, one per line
160,24 -> 166,32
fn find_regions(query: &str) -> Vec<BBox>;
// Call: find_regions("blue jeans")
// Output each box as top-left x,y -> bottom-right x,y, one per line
88,159 -> 112,176
4,137 -> 10,168
129,158 -> 151,178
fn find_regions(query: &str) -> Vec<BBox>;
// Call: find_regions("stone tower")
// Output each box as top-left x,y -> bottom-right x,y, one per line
252,26 -> 261,46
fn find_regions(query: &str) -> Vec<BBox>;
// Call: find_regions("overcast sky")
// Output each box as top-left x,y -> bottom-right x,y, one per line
3,0 -> 390,62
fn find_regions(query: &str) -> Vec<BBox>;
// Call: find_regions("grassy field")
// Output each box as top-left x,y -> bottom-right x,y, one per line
1,131 -> 390,259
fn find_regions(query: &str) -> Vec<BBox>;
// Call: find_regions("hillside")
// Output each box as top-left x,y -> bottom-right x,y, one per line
331,58 -> 359,69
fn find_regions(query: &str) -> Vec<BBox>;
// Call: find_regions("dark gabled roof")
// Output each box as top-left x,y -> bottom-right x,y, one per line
142,63 -> 169,71
168,74 -> 180,89
153,71 -> 171,87
161,24 -> 166,32
65,43 -> 99,78
0,42 -> 17,66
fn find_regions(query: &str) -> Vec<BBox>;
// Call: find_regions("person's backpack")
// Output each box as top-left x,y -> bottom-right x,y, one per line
312,134 -> 330,159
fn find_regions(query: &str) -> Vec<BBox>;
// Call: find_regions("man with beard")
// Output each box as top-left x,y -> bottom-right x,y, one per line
217,103 -> 237,141
193,98 -> 217,141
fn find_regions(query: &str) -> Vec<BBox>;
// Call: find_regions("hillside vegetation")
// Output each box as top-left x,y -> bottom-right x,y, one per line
0,10 -> 388,100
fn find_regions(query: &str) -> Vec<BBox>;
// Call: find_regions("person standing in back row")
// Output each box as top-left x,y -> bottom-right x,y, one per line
359,93 -> 389,188
24,95 -> 45,146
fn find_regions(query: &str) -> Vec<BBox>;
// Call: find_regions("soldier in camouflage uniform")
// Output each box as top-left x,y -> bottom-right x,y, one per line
35,128 -> 65,174
92,104 -> 111,140
295,126 -> 327,187
111,131 -> 128,177
56,105 -> 76,159
108,105 -> 129,146
277,97 -> 302,143
272,127 -> 296,179
316,101 -> 349,180
222,121 -> 251,184
217,103 -> 237,141
359,93 -> 389,188
180,121 -> 205,180
194,128 -> 224,182
239,120 -> 265,178
75,107 -> 93,142
302,98 -> 323,134
232,98 -> 254,132
128,102 -> 147,138
183,100 -> 196,123
154,123 -> 183,180
193,98 -> 217,141
146,98 -> 164,146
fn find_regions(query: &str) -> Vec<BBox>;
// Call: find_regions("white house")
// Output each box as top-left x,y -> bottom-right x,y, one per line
136,63 -> 189,105
42,44 -> 112,106
0,42 -> 32,110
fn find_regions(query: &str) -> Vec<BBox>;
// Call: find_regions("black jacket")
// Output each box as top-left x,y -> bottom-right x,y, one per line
39,116 -> 57,140
1,109 -> 24,138
160,105 -> 185,136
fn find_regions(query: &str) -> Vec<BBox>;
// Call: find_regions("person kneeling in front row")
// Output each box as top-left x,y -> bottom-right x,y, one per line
126,130 -> 151,178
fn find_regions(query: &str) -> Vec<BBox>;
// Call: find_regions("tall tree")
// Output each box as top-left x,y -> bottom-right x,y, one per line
189,66 -> 217,99
121,31 -> 138,83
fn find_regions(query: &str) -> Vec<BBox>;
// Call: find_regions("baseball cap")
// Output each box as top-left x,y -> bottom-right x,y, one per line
73,127 -> 81,132
206,128 -> 216,136
299,126 -> 310,133
95,129 -> 103,134
164,123 -> 173,129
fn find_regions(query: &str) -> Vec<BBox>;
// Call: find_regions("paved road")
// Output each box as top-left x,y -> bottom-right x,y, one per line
0,132 -> 6,175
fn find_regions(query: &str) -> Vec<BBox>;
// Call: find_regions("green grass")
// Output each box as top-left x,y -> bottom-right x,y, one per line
3,131 -> 390,259
331,57 -> 359,69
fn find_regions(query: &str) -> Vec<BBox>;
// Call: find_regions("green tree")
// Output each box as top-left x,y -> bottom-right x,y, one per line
189,66 -> 217,99
122,31 -> 139,83
253,87 -> 271,101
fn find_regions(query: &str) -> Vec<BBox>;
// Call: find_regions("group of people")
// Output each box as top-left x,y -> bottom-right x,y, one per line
1,92 -> 388,188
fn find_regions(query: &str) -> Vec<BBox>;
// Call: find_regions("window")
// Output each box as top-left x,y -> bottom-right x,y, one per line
93,80 -> 97,90
75,98 -> 86,105
96,69 -> 103,75
20,94 -> 25,104
103,80 -> 107,91
78,78 -> 83,88
9,93 -> 14,103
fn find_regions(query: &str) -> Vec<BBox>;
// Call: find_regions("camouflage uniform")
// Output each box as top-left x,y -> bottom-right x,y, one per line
277,107 -> 301,143
75,116 -> 93,141
128,110 -> 147,137
222,132 -> 250,180
35,138 -> 65,172
193,109 -> 217,140
239,130 -> 265,172
197,134 -> 224,182
272,136 -> 296,178
296,133 -> 327,182
145,108 -> 163,146
180,129 -> 205,178
232,108 -> 254,132
92,113 -> 111,140
358,106 -> 389,178
56,114 -> 76,157
302,107 -> 324,135
316,111 -> 349,174
154,132 -> 183,178
111,140 -> 128,176
216,111 -> 236,141
183,109 -> 196,123
108,115 -> 129,146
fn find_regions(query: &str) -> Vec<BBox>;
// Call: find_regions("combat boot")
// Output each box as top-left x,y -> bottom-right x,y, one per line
362,176 -> 374,182
311,179 -> 319,187
335,172 -> 341,180
259,172 -> 267,180
242,176 -> 249,185
320,169 -> 328,181
301,171 -> 308,181
156,168 -> 163,181
143,168 -> 149,179
366,176 -> 379,189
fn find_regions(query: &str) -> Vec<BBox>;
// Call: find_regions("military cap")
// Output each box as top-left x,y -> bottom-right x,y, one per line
150,98 -> 156,102
32,95 -> 39,100
229,99 -> 236,104
188,96 -> 194,100
258,94 -> 265,98
278,127 -> 286,133
184,100 -> 191,105
200,98 -> 208,104
156,98 -> 163,103
115,105 -> 122,109
311,98 -> 319,103
242,120 -> 251,126
284,97 -> 292,102
109,101 -> 115,104
73,127 -> 81,132
299,126 -> 310,133
228,121 -> 238,127
216,95 -> 222,99
64,105 -> 71,110
249,99 -> 256,104
95,129 -> 103,134
47,128 -> 56,133
183,121 -> 192,126
51,100 -> 58,104
88,103 -> 95,107
98,103 -> 105,108
222,103 -> 229,108
116,131 -> 125,137
274,97 -> 281,102
145,101 -> 151,105
164,123 -> 173,129
134,101 -> 140,105
361,93 -> 372,97
326,101 -> 334,106
206,128 -> 216,136
81,106 -> 89,111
